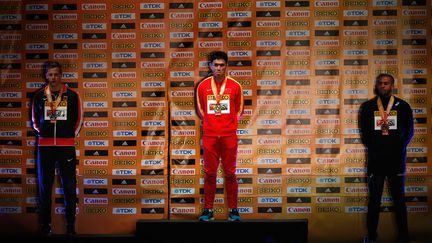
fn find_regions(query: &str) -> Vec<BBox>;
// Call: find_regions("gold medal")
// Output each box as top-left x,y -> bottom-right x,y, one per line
214,104 -> 221,115
45,85 -> 65,123
211,77 -> 227,116
377,96 -> 394,136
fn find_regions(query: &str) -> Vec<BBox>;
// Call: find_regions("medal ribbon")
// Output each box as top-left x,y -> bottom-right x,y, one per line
377,95 -> 394,125
211,76 -> 227,105
44,84 -> 65,117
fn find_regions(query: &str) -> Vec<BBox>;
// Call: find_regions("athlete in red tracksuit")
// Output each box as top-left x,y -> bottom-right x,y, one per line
31,61 -> 83,236
196,51 -> 244,221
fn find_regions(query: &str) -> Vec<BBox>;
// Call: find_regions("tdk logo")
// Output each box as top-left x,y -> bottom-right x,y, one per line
113,208 -> 136,214
141,198 -> 165,204
112,169 -> 136,176
228,50 -> 252,57
83,178 -> 108,185
258,197 -> 282,204
287,187 -> 311,193
171,188 -> 195,195
113,130 -> 137,137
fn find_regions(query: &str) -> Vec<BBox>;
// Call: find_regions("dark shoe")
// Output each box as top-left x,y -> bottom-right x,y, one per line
198,208 -> 214,221
66,224 -> 76,236
228,208 -> 241,221
363,235 -> 377,243
40,224 -> 52,237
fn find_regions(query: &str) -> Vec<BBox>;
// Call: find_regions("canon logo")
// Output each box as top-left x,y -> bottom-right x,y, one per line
84,121 -> 109,127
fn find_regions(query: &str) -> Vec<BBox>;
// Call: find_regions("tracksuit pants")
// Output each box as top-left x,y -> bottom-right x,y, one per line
202,135 -> 238,209
37,146 -> 77,226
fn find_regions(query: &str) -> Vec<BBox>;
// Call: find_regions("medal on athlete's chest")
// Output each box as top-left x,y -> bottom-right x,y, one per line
211,78 -> 226,116
376,96 -> 394,136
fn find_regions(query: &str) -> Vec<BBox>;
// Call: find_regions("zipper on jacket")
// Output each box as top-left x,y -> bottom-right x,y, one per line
54,122 -> 57,145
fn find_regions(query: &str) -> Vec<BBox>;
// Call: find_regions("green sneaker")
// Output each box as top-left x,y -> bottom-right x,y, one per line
198,208 -> 214,222
228,208 -> 241,221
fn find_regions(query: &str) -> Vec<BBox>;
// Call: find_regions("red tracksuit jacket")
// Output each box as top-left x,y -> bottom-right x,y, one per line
196,76 -> 244,136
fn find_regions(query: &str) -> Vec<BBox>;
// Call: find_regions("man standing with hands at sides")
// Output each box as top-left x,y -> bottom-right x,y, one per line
195,51 -> 244,221
359,73 -> 414,243
31,61 -> 83,236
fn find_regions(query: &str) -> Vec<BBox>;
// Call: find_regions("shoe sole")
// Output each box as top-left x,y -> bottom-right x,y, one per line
199,217 -> 214,222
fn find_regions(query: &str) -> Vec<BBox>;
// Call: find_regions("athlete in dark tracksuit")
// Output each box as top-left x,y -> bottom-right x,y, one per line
359,74 -> 413,243
31,61 -> 83,235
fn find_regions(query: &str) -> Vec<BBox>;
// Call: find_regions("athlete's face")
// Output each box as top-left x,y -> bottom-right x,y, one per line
45,67 -> 62,91
376,76 -> 393,97
209,58 -> 227,80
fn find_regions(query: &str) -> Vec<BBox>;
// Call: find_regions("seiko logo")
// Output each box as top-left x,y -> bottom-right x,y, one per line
314,10 -> 338,16
84,169 -> 108,175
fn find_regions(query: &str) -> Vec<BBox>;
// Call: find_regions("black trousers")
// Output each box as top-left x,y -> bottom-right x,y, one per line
37,146 -> 77,225
366,173 -> 409,241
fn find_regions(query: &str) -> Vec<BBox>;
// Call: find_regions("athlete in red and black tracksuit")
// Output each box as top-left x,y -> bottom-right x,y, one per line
32,83 -> 83,232
196,75 -> 244,211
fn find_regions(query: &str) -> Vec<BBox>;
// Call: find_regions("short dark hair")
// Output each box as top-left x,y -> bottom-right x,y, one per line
374,73 -> 395,95
42,61 -> 62,81
375,73 -> 395,85
208,51 -> 228,64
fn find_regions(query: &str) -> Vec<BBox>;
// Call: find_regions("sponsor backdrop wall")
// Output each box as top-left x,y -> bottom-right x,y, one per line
0,0 -> 431,241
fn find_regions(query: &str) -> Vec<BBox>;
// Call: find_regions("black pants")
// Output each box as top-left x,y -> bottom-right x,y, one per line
37,146 -> 77,225
366,173 -> 409,241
